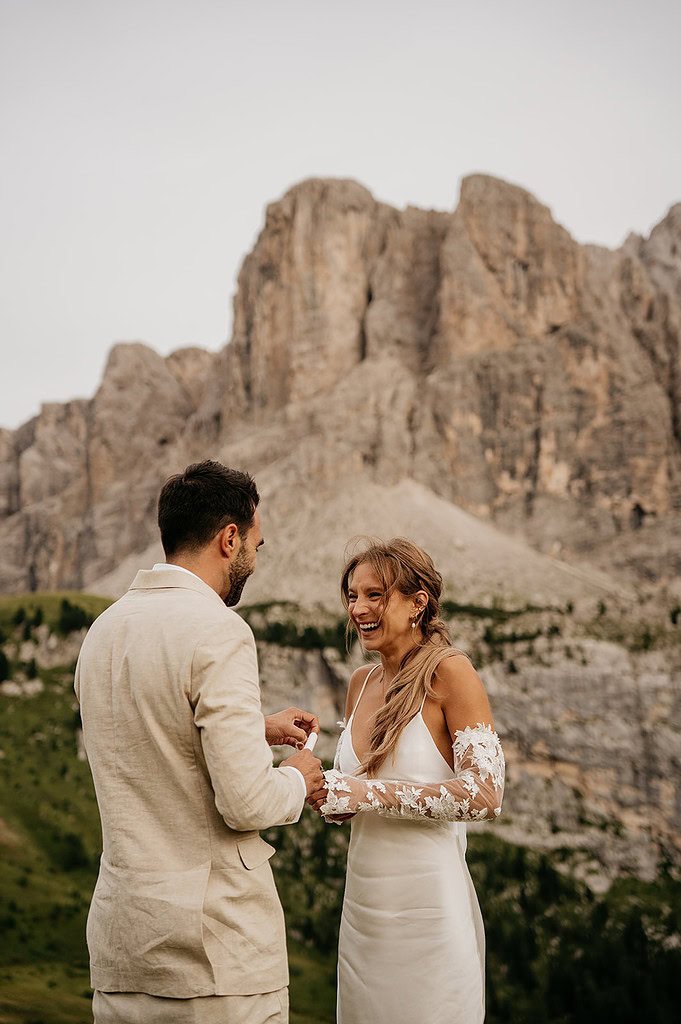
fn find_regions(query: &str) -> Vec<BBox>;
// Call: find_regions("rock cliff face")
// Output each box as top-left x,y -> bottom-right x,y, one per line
1,174 -> 679,597
484,636 -> 681,887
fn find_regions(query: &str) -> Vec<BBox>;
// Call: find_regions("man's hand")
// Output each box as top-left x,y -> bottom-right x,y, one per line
265,707 -> 320,748
280,749 -> 324,798
307,782 -> 354,821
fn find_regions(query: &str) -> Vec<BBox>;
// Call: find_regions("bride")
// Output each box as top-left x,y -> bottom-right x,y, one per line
308,538 -> 505,1024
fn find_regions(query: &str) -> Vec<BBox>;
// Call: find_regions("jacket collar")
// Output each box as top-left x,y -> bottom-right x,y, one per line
128,568 -> 227,610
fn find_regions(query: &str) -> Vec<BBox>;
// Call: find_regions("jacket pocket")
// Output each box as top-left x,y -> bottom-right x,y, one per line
237,835 -> 276,869
89,857 -> 212,970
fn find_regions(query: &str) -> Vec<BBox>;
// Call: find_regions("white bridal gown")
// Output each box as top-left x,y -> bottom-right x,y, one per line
324,667 -> 505,1024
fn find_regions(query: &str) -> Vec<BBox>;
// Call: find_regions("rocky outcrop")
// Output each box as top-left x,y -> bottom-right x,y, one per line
483,638 -> 681,887
0,344 -> 221,591
0,174 -> 679,596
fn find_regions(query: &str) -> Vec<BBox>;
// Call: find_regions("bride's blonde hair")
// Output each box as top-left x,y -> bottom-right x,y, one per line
341,537 -> 470,777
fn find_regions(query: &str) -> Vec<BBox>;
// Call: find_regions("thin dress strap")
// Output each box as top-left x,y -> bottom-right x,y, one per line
350,664 -> 381,719
419,689 -> 428,714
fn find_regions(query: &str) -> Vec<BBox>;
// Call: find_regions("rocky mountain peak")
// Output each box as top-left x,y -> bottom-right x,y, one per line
0,175 -> 679,598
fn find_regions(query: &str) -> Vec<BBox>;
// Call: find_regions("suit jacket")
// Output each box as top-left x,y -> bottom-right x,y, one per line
74,568 -> 305,997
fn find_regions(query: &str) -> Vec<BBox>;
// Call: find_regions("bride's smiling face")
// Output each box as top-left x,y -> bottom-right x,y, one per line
348,562 -> 422,653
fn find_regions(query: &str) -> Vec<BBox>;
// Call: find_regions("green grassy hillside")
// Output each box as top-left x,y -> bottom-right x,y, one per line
0,594 -> 112,637
1,594 -> 680,1023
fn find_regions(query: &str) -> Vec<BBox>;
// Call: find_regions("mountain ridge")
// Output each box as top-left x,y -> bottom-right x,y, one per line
1,173 -> 679,600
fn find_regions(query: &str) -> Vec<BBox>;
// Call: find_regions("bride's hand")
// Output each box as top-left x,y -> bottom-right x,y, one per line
307,783 -> 355,821
307,782 -> 328,814
264,707 -> 320,747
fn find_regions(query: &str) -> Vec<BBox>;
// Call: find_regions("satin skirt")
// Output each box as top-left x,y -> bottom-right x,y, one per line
337,814 -> 485,1024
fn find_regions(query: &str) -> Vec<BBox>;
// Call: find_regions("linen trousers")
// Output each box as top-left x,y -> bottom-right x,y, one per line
93,986 -> 289,1024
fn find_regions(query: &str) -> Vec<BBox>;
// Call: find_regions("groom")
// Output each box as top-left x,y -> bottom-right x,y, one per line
75,460 -> 324,1024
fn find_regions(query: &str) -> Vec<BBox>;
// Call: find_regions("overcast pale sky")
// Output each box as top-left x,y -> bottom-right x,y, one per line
1,0 -> 680,430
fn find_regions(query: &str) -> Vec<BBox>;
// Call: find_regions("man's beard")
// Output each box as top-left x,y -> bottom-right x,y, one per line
224,546 -> 254,607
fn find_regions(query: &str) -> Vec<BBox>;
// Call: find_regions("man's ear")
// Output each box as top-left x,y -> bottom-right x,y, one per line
218,523 -> 239,559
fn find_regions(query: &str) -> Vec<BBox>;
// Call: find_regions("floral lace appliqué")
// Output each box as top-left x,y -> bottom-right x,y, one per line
320,722 -> 505,824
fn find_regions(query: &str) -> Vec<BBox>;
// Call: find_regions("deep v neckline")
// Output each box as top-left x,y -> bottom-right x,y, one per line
348,666 -> 454,774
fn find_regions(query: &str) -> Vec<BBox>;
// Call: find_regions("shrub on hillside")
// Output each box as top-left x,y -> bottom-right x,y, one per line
56,831 -> 91,872
57,599 -> 92,635
249,618 -> 349,656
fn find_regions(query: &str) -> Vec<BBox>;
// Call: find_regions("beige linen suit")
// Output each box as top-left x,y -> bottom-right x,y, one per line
74,568 -> 305,1016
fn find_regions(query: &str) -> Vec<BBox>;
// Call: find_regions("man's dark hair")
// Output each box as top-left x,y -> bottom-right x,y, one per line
158,461 -> 260,557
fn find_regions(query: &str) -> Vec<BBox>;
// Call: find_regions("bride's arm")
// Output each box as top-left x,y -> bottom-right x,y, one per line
318,657 -> 504,823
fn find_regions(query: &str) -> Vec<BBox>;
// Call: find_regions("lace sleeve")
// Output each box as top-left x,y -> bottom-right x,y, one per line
320,723 -> 504,824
